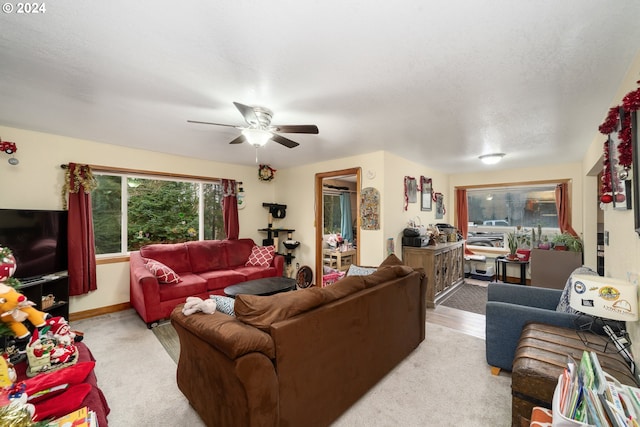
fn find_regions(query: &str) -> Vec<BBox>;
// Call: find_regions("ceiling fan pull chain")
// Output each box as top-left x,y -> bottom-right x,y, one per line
255,147 -> 259,164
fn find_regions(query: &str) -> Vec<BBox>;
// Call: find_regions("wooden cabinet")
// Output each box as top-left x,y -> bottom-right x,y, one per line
17,272 -> 70,320
402,242 -> 464,308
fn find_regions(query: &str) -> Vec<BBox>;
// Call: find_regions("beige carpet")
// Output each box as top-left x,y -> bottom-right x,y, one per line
71,310 -> 205,427
151,314 -> 512,426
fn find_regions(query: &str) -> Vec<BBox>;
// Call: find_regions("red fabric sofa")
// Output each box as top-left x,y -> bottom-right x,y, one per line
129,239 -> 284,327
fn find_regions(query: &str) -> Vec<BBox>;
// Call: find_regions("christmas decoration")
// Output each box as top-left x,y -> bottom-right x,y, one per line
597,80 -> 640,202
258,164 -> 276,182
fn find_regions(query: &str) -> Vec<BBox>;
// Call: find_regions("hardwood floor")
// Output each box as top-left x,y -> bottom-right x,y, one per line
426,304 -> 486,340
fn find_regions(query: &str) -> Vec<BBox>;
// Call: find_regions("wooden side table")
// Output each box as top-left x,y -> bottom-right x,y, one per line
323,249 -> 356,271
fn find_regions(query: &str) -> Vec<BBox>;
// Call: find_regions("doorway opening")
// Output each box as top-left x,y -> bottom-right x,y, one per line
314,168 -> 361,286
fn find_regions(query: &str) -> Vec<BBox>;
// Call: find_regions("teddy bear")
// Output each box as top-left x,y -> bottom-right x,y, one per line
0,283 -> 47,339
182,296 -> 217,316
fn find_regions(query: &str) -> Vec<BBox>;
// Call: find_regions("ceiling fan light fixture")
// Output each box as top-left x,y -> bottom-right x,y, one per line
479,153 -> 506,165
242,128 -> 272,147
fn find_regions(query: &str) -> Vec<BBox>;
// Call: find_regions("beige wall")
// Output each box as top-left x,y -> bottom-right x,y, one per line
275,151 -> 449,273
0,125 -> 272,314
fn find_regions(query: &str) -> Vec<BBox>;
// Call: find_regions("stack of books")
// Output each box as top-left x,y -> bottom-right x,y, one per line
554,350 -> 640,426
46,406 -> 98,427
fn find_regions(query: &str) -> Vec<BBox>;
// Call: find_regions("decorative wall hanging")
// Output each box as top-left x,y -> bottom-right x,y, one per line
360,187 -> 380,230
237,182 -> 246,210
258,164 -> 276,182
632,111 -> 640,236
0,137 -> 19,165
598,80 -> 639,210
434,192 -> 445,219
403,176 -> 417,210
420,176 -> 432,211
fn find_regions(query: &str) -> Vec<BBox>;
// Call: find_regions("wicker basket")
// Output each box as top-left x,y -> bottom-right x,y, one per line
41,294 -> 55,309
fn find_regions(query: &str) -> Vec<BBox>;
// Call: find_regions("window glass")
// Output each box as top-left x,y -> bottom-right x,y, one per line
323,194 -> 341,234
467,185 -> 559,228
93,175 -> 122,254
203,182 -> 226,240
92,173 -> 225,255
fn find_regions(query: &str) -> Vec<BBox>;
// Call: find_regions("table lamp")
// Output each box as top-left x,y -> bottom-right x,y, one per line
569,274 -> 639,383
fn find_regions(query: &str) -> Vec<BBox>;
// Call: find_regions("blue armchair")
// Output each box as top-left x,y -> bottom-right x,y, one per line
485,283 -> 582,372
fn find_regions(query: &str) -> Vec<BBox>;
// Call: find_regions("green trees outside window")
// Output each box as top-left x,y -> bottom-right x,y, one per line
92,174 -> 226,255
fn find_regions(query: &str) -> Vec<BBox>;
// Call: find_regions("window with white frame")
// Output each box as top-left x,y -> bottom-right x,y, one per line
92,173 -> 226,255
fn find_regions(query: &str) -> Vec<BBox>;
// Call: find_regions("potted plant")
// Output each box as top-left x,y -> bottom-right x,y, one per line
537,235 -> 551,250
551,233 -> 583,252
506,232 -> 519,260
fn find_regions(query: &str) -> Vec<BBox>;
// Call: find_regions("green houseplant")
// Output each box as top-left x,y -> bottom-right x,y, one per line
551,233 -> 583,252
506,232 -> 519,259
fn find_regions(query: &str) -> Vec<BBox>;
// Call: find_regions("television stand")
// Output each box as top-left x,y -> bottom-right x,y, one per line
17,271 -> 70,320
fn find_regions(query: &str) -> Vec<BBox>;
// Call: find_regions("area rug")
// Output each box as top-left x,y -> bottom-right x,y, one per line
438,281 -> 488,315
151,319 -> 511,426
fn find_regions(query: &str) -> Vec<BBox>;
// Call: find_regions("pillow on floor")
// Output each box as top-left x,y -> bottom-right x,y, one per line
145,259 -> 181,284
210,295 -> 235,316
556,266 -> 597,313
245,245 -> 275,267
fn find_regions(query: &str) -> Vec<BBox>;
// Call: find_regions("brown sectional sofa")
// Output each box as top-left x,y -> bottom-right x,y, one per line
130,238 -> 284,327
170,257 -> 427,427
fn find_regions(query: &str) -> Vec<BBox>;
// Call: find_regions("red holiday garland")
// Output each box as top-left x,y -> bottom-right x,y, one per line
597,80 -> 640,203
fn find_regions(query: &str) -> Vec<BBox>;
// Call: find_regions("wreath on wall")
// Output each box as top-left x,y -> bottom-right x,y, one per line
258,164 -> 276,182
597,80 -> 640,203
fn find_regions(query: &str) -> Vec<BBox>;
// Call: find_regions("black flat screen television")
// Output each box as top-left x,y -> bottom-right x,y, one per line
0,209 -> 68,280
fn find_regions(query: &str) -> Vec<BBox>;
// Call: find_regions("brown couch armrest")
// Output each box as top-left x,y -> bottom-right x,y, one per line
171,305 -> 276,359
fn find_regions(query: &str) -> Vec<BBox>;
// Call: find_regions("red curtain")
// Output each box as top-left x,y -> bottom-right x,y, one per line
222,179 -> 239,240
455,188 -> 475,255
555,183 -> 578,237
65,163 -> 98,296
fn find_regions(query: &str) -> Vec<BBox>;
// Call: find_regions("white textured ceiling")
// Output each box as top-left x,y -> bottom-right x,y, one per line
1,1 -> 639,172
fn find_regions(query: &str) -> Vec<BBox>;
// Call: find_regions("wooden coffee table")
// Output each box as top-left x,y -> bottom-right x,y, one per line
224,277 -> 296,298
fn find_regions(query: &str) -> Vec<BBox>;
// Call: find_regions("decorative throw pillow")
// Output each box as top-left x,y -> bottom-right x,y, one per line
346,265 -> 377,276
210,295 -> 235,316
245,245 -> 275,267
556,266 -> 597,313
145,259 -> 180,284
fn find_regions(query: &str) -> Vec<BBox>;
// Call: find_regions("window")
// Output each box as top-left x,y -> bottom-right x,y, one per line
92,173 -> 226,255
323,194 -> 342,234
466,184 -> 561,248
468,185 -> 559,228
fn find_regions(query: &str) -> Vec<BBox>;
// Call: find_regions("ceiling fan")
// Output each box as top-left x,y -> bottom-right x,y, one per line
188,102 -> 319,148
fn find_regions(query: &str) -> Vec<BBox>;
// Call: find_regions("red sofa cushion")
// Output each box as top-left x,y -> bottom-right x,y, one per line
186,240 -> 229,273
140,242 -> 192,273
223,239 -> 256,267
158,273 -> 207,302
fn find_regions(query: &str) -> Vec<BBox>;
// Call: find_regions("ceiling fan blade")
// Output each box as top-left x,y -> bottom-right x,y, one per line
187,120 -> 239,128
271,133 -> 300,148
233,102 -> 259,125
229,134 -> 246,145
272,125 -> 319,134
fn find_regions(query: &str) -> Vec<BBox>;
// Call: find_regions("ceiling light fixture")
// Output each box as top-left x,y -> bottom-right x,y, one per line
242,128 -> 272,147
479,153 -> 506,165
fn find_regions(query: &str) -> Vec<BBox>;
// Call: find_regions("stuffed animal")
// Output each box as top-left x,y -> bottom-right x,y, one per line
42,316 -> 81,346
0,283 -> 47,339
182,296 -> 216,316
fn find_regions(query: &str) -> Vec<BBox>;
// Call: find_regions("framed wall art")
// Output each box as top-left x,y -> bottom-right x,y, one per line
420,176 -> 432,211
